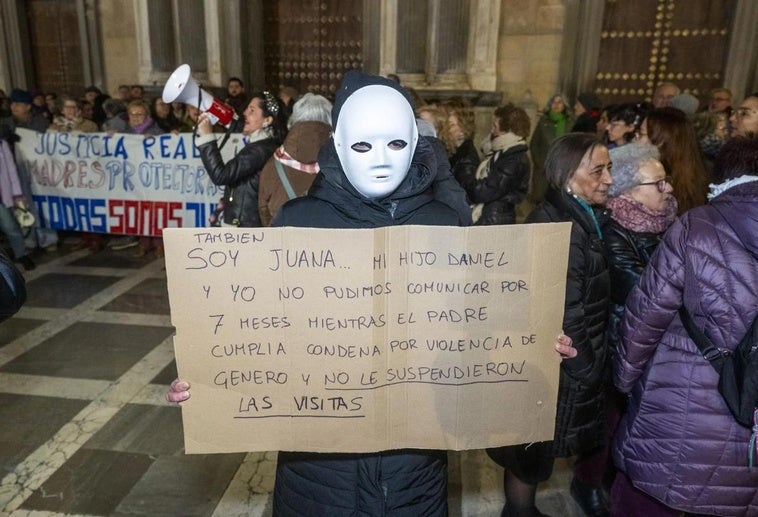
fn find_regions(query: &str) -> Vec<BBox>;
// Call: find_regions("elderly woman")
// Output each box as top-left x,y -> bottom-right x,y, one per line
601,144 -> 677,497
487,133 -> 612,517
122,100 -> 163,136
606,143 -> 676,351
50,96 -> 98,132
529,94 -> 574,204
611,137 -> 758,516
258,93 -> 332,226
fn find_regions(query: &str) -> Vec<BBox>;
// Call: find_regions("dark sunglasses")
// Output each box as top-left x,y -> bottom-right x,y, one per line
638,176 -> 672,192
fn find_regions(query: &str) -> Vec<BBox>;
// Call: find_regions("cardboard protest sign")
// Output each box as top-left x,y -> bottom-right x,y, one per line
163,224 -> 570,454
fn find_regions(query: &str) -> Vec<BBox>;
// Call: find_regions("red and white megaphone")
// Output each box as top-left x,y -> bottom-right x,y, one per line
162,64 -> 237,127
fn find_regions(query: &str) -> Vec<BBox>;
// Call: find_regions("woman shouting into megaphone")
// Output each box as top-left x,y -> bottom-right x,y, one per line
196,91 -> 288,227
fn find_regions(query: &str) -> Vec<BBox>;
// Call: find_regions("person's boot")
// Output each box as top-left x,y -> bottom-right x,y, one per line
570,477 -> 609,517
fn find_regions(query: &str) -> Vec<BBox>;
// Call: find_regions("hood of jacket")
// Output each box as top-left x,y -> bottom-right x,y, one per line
307,136 -> 438,225
708,179 -> 758,257
284,120 -> 332,164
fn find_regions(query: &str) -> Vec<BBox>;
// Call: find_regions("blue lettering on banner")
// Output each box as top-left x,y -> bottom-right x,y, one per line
32,132 -> 128,160
31,195 -> 195,235
136,162 -> 220,196
27,158 -> 107,189
33,195 -> 107,232
142,134 -> 201,160
186,202 -> 219,227
105,160 -> 137,191
142,134 -> 200,160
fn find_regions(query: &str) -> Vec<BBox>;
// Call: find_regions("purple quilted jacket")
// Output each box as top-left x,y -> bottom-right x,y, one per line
613,179 -> 758,516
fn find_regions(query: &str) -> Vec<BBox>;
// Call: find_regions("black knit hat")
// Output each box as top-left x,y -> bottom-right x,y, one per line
577,92 -> 602,112
9,88 -> 32,105
331,70 -> 415,129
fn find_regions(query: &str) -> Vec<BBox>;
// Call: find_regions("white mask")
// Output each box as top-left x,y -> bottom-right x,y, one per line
334,85 -> 418,199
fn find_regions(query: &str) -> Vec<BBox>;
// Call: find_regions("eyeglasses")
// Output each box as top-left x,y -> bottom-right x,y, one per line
638,176 -> 672,192
129,111 -> 146,117
734,107 -> 758,118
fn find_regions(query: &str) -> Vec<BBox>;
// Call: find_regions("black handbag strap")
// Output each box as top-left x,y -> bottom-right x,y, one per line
678,305 -> 729,369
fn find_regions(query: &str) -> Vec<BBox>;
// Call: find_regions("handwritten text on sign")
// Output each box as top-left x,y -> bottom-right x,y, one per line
163,224 -> 570,454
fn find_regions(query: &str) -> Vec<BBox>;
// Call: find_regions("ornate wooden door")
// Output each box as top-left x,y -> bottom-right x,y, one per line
595,0 -> 735,105
26,0 -> 85,95
263,0 -> 364,98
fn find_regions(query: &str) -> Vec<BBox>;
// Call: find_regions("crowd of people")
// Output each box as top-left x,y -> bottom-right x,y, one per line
168,74 -> 756,517
1,70 -> 756,516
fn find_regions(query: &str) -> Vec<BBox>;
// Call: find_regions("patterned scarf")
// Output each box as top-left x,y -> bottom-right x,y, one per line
275,146 -> 319,174
53,115 -> 83,132
474,132 -> 525,180
607,194 -> 678,234
471,132 -> 526,223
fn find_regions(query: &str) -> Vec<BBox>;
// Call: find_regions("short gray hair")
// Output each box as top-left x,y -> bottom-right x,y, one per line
288,93 -> 332,129
608,143 -> 661,197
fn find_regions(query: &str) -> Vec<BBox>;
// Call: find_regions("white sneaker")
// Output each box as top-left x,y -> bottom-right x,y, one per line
109,236 -> 139,250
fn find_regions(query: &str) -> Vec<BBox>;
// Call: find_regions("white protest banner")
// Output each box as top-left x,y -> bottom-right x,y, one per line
14,128 -> 243,235
164,224 -> 571,454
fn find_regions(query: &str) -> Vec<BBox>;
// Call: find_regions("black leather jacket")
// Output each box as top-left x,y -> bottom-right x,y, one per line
459,143 -> 530,225
604,219 -> 664,354
198,135 -> 278,227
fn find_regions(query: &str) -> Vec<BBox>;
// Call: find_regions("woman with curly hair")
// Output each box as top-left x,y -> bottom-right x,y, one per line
637,107 -> 709,214
439,102 -> 480,201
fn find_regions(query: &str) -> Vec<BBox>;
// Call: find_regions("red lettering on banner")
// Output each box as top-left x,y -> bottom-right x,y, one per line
108,200 -> 185,236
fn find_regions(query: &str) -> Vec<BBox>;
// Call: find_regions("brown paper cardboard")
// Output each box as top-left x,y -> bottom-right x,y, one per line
163,223 -> 570,454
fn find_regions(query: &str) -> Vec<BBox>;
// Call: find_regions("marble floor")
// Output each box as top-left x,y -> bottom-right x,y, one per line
0,237 -> 585,517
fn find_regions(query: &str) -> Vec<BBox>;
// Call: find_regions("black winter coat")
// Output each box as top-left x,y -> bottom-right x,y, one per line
271,137 -> 457,516
604,220 -> 664,354
526,188 -> 611,456
460,143 -> 529,225
198,134 -> 278,227
429,137 -> 473,225
0,249 -> 25,323
450,139 -> 479,200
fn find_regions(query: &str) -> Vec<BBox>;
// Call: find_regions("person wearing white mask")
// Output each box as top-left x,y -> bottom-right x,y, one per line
268,71 -> 460,515
167,70 -> 576,516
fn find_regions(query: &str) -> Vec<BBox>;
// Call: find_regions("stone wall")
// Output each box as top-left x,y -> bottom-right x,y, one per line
497,0 -> 566,111
98,1 -> 138,98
